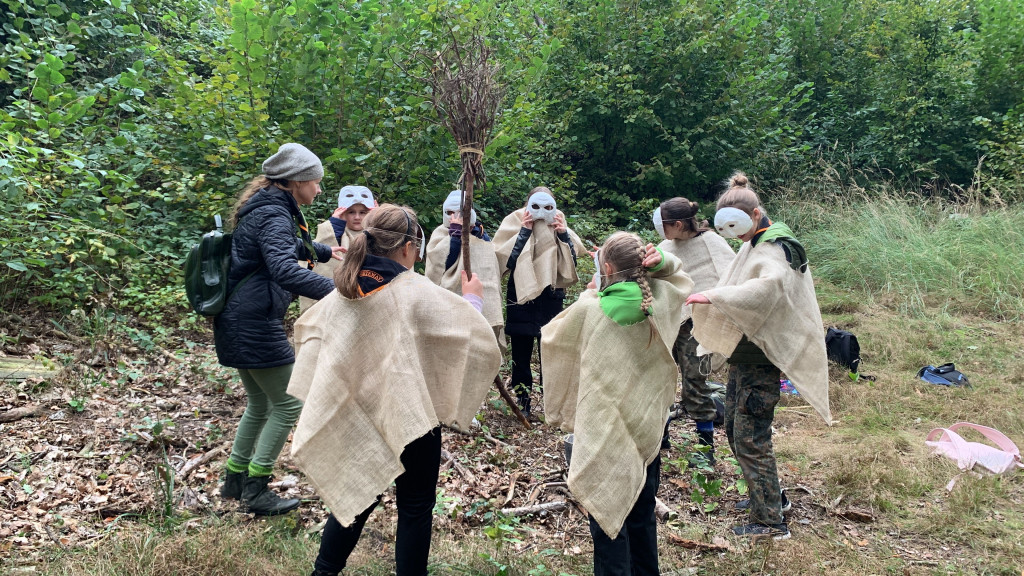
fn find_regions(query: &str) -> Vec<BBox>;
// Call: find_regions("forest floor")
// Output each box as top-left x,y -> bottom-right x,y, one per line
1,300 -> 1023,575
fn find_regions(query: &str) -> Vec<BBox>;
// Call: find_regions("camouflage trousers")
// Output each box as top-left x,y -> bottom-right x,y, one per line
672,320 -> 718,423
725,363 -> 784,525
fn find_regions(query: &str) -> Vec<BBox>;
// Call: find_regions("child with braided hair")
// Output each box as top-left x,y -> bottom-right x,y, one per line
541,232 -> 693,576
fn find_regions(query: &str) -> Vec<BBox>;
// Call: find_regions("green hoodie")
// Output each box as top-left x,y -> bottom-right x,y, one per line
597,247 -> 665,325
756,222 -> 807,272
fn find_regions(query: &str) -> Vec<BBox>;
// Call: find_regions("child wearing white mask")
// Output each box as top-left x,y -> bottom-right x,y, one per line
653,197 -> 735,463
541,232 -> 693,576
424,190 -> 505,348
493,186 -> 582,416
298,185 -> 377,313
686,172 -> 831,541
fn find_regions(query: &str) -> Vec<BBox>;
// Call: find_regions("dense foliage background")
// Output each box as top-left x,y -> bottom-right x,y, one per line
1,0 -> 1022,335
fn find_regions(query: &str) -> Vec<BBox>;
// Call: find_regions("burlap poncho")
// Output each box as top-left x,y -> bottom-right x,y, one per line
287,271 -> 502,526
541,254 -> 694,537
298,220 -> 361,313
493,209 -> 582,304
690,237 -> 832,424
424,225 -> 505,346
659,231 -> 735,323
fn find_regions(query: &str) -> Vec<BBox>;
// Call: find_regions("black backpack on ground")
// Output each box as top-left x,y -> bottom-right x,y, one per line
825,327 -> 860,375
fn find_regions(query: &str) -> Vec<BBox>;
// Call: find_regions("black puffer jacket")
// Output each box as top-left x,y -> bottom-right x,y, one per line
213,186 -> 335,369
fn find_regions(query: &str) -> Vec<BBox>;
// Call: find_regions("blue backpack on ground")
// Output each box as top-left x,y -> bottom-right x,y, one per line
918,363 -> 971,387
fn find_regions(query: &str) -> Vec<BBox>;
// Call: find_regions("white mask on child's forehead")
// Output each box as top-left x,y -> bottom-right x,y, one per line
652,207 -> 666,240
527,192 -> 557,223
338,185 -> 375,210
442,190 -> 477,226
714,207 -> 754,239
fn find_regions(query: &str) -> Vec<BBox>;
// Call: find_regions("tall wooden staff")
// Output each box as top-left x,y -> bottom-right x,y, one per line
419,32 -> 531,428
422,32 -> 503,275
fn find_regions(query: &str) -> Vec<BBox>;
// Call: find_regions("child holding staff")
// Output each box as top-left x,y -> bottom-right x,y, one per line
286,204 -> 502,575
654,197 -> 736,462
542,232 -> 693,575
424,189 -> 505,348
687,172 -> 831,539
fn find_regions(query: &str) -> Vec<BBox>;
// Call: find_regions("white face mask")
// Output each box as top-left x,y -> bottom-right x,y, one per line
527,192 -> 557,223
338,185 -> 375,211
442,190 -> 477,226
592,251 -> 602,291
714,207 -> 754,239
417,224 -> 426,260
652,207 -> 666,240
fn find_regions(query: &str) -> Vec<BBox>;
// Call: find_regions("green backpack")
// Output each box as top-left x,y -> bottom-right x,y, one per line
184,215 -> 259,317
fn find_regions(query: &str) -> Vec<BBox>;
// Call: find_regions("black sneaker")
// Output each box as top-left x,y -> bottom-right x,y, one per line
516,392 -> 532,418
732,522 -> 790,540
734,490 -> 791,513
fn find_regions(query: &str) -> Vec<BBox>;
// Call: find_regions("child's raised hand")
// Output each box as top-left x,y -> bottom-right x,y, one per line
521,210 -> 534,230
552,212 -> 567,234
330,246 -> 347,260
449,212 -> 463,226
461,271 -> 483,298
686,293 -> 710,306
332,205 -> 348,219
641,243 -> 661,268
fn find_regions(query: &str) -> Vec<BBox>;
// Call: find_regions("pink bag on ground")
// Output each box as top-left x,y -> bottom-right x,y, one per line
925,422 -> 1023,474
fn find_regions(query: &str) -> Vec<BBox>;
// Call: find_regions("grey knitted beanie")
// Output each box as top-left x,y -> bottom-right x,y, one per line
262,143 -> 324,182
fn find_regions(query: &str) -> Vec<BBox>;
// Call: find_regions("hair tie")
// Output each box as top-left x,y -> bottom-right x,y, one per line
363,229 -> 375,246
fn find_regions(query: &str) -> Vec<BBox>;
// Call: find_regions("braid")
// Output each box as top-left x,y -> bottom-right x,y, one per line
634,241 -> 654,317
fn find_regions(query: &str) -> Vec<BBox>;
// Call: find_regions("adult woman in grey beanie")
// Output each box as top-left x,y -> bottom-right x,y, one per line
214,143 -> 345,516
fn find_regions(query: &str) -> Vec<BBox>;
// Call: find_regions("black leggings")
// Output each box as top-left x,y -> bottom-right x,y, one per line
510,334 -> 542,394
313,428 -> 442,576
588,455 -> 661,576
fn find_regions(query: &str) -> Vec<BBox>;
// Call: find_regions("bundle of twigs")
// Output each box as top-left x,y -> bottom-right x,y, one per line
419,31 -> 506,276
412,31 -> 529,428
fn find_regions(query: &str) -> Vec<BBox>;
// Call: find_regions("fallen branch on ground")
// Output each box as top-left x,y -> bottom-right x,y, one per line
666,533 -> 730,552
177,442 -> 230,479
0,404 -> 43,423
654,497 -> 677,522
500,500 -> 566,517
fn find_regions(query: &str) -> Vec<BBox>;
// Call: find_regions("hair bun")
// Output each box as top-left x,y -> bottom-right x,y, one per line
730,172 -> 749,188
688,200 -> 699,211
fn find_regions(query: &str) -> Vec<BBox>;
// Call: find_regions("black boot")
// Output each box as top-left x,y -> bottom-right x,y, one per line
517,392 -> 532,418
220,470 -> 247,500
697,428 -> 716,467
241,474 -> 300,516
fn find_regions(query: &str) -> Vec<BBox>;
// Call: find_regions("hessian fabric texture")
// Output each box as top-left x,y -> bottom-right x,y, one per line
424,224 -> 505,347
690,238 -> 831,424
493,209 -> 582,304
541,253 -> 694,538
287,271 -> 502,527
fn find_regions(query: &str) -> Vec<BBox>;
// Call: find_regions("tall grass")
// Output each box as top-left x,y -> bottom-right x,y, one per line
773,192 -> 1024,320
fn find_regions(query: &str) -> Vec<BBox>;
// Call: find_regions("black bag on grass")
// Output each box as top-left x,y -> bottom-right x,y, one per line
825,327 -> 860,375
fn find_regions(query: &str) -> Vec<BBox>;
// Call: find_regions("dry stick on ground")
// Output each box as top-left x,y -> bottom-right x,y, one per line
176,442 -> 230,479
501,500 -> 567,517
0,404 -> 43,423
